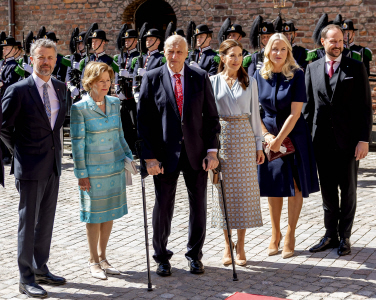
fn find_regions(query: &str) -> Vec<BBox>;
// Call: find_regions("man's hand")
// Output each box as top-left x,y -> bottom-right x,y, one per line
138,68 -> 146,76
189,61 -> 201,69
202,152 -> 219,171
145,159 -> 164,176
256,150 -> 265,165
119,69 -> 130,78
355,141 -> 369,161
78,177 -> 91,192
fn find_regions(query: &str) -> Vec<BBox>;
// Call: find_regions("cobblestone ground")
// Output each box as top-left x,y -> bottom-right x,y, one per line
0,151 -> 375,300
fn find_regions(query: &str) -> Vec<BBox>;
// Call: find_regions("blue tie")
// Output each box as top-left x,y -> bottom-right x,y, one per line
43,83 -> 52,125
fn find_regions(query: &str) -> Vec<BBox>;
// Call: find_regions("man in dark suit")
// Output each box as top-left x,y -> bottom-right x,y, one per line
0,104 -> 3,187
1,38 -> 67,298
137,35 -> 220,276
304,24 -> 373,256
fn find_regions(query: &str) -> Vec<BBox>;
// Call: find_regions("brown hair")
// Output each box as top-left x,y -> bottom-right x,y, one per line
218,39 -> 249,90
321,24 -> 344,40
82,62 -> 114,92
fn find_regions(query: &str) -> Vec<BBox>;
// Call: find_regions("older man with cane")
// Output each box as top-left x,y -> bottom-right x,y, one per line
137,35 -> 221,276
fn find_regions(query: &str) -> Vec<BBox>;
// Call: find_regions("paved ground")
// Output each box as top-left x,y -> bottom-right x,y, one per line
0,150 -> 376,300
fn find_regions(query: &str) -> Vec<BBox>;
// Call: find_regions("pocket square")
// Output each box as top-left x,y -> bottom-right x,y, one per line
344,77 -> 353,80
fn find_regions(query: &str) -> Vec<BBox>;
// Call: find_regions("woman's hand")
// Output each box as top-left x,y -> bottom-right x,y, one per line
267,136 -> 283,153
256,150 -> 265,165
264,133 -> 276,144
79,178 -> 91,192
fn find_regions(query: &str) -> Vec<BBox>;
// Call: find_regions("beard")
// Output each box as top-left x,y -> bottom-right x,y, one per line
36,65 -> 53,76
327,47 -> 343,58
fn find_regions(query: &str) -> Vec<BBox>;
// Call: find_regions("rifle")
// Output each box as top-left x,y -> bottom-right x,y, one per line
69,27 -> 82,102
118,46 -> 133,98
134,22 -> 148,93
257,25 -> 263,65
188,22 -> 197,63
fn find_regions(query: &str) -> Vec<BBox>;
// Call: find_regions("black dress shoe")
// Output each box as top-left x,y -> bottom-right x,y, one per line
35,271 -> 66,286
338,238 -> 351,256
2,157 -> 11,165
19,282 -> 47,298
188,260 -> 204,274
309,236 -> 340,253
156,262 -> 171,276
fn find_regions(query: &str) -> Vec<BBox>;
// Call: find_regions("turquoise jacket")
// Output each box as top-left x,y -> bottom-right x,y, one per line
70,95 -> 132,179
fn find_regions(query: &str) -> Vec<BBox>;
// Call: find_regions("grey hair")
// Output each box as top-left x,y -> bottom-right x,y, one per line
30,39 -> 58,57
164,35 -> 188,52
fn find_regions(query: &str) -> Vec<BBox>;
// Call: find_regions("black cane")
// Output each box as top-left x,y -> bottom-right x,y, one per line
136,141 -> 153,291
205,159 -> 238,281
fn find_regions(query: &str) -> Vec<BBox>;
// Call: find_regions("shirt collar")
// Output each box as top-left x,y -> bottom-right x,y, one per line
5,57 -> 14,63
148,49 -> 159,56
349,42 -> 355,47
200,46 -> 211,52
167,63 -> 185,78
325,53 -> 342,63
292,43 -> 296,47
95,51 -> 106,57
128,48 -> 137,54
32,72 -> 53,89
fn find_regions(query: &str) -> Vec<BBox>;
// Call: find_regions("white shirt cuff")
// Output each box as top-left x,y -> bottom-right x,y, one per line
359,141 -> 369,143
207,149 -> 218,153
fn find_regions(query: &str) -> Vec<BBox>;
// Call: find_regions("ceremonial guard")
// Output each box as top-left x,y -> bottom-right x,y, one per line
247,16 -> 276,76
114,26 -> 140,154
218,18 -> 252,72
0,35 -> 24,165
164,22 -> 185,40
282,21 -> 308,71
342,18 -> 373,75
19,31 -> 35,78
66,28 -> 86,116
132,28 -> 165,95
187,24 -> 219,76
78,25 -> 119,92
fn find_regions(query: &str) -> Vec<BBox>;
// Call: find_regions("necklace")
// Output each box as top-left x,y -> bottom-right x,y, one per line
95,101 -> 105,106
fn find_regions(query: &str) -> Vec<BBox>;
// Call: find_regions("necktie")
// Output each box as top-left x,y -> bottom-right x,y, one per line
328,60 -> 335,78
173,74 -> 183,117
43,83 -> 52,126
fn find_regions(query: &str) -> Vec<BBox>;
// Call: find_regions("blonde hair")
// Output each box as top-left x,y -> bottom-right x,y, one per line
260,33 -> 300,80
82,62 -> 114,92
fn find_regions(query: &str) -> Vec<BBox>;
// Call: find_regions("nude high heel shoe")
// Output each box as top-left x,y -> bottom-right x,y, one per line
235,243 -> 247,266
222,242 -> 234,265
267,232 -> 282,256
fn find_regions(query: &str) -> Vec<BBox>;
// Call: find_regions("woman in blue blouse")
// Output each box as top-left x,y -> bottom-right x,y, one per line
254,34 -> 319,259
71,62 -> 133,279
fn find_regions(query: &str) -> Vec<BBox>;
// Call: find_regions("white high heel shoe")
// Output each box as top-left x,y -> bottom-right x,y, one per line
100,259 -> 120,275
88,261 -> 107,280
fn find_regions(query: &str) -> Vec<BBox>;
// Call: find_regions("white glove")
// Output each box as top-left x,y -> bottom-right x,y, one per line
189,61 -> 201,69
73,61 -> 80,70
23,63 -> 33,74
256,61 -> 263,70
119,69 -> 130,78
118,92 -> 126,100
134,92 -> 140,103
70,86 -> 79,98
137,68 -> 146,76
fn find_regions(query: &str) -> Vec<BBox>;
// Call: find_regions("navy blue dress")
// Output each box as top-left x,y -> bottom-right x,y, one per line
254,69 -> 319,198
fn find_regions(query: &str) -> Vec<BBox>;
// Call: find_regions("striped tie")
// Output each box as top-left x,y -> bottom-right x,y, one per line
43,83 -> 52,126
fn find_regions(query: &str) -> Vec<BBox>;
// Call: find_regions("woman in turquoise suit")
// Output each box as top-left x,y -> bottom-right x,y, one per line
70,62 -> 133,280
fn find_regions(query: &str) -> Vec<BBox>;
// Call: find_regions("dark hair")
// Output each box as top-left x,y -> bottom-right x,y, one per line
321,24 -> 344,39
218,39 -> 249,90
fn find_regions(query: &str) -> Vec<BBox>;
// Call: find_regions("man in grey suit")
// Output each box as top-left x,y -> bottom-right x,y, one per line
304,24 -> 373,257
1,38 -> 67,298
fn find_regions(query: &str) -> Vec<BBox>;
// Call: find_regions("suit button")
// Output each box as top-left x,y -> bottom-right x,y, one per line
52,131 -> 54,135
179,141 -> 182,144
51,146 -> 55,150
181,122 -> 184,126
105,120 -> 108,123
109,138 -> 112,141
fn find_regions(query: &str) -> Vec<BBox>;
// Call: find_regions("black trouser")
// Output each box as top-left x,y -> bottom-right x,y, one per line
0,139 -> 11,159
315,142 -> 358,239
152,144 -> 208,263
120,98 -> 137,153
16,173 -> 60,284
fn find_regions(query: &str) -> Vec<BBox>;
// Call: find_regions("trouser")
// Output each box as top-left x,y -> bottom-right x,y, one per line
315,145 -> 358,239
152,144 -> 208,263
0,139 -> 11,159
120,98 -> 138,153
16,173 -> 60,283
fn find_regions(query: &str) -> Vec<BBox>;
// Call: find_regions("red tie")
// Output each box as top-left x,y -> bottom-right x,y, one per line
173,74 -> 183,117
328,60 -> 335,78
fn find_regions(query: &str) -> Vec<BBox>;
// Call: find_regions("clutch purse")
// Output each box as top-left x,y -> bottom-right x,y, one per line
124,156 -> 138,175
262,137 -> 295,162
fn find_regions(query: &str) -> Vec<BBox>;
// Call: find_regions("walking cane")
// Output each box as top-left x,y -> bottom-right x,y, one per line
205,159 -> 238,281
136,141 -> 153,291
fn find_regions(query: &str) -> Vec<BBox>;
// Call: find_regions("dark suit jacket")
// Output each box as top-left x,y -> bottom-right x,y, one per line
0,104 -> 3,187
137,64 -> 220,173
303,55 -> 373,150
1,75 -> 66,180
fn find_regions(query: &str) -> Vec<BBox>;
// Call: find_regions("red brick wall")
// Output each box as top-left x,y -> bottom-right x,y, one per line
0,0 -> 375,116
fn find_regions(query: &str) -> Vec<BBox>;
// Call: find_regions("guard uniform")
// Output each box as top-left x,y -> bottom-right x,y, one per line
225,24 -> 251,71
187,24 -> 219,76
114,29 -> 140,153
282,21 -> 308,71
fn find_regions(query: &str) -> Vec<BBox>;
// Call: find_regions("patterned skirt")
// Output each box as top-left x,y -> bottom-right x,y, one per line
79,159 -> 128,224
211,114 -> 263,230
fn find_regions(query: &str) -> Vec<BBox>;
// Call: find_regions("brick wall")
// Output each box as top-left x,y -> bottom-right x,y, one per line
0,0 -> 375,116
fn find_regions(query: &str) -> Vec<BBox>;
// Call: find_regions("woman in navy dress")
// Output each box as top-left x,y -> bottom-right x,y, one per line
254,33 -> 319,259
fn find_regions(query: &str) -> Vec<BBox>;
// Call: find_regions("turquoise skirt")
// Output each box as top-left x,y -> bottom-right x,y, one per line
79,159 -> 128,223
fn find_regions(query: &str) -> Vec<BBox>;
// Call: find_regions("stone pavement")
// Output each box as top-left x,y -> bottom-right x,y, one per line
0,152 -> 376,300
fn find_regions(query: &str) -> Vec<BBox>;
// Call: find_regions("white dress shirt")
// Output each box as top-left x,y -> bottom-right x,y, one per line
32,72 -> 60,129
325,53 -> 342,75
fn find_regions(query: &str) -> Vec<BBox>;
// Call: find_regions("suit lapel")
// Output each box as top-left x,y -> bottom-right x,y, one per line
27,76 -> 51,126
161,65 -> 180,120
51,78 -> 65,129
86,96 -> 107,117
331,58 -> 347,102
182,66 -> 193,121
